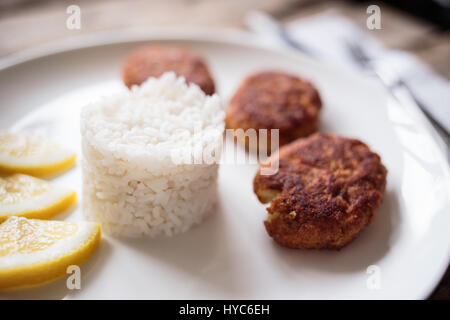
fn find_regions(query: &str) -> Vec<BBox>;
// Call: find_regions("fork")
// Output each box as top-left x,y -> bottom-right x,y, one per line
345,40 -> 450,153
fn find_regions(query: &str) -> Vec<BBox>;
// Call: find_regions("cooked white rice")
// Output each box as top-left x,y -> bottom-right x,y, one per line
80,72 -> 224,237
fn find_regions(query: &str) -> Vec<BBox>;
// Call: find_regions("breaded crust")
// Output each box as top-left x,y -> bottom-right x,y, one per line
253,133 -> 387,250
122,45 -> 215,95
225,71 -> 322,151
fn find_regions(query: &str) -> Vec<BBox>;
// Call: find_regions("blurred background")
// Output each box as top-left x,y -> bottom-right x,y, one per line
0,0 -> 449,79
0,0 -> 449,299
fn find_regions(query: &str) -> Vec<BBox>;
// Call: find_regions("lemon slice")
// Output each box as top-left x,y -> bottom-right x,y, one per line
0,131 -> 76,176
0,174 -> 77,223
0,216 -> 101,290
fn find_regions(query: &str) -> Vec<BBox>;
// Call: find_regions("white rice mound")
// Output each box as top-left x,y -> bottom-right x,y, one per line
80,72 -> 224,237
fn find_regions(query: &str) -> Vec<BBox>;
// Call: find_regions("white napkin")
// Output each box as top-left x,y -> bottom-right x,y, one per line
246,13 -> 450,136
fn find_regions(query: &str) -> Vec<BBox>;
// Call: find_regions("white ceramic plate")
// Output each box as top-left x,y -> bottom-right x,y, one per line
0,29 -> 449,300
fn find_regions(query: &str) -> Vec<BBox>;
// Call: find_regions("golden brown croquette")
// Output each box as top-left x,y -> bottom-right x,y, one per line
253,133 -> 387,250
225,71 -> 322,152
122,45 -> 215,95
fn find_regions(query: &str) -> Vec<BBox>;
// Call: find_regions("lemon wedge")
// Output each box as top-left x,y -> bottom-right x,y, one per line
0,174 -> 77,223
0,216 -> 101,290
0,131 -> 76,176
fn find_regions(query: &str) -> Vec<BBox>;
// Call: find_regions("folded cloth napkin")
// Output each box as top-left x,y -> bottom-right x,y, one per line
246,13 -> 450,139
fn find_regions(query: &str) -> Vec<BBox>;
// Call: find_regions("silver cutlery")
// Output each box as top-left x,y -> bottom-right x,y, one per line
346,40 -> 450,153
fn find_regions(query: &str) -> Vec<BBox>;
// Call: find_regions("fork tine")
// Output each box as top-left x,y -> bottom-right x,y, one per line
345,40 -> 370,67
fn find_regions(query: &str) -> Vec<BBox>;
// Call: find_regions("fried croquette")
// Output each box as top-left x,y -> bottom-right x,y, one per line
122,45 -> 215,95
253,133 -> 387,250
225,71 -> 322,152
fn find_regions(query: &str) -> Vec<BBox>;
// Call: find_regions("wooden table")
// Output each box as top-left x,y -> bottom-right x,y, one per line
0,0 -> 449,299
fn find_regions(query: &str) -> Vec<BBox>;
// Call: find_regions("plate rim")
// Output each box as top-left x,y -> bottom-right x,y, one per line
1,27 -> 449,300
